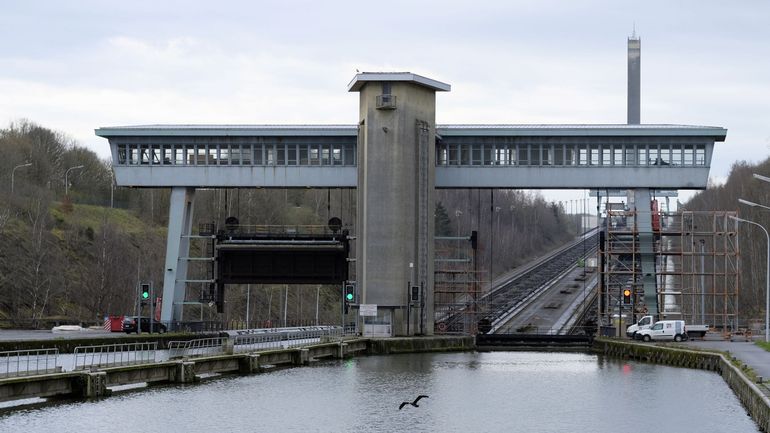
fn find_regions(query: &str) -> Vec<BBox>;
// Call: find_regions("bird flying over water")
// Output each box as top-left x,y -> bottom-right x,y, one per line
399,395 -> 429,410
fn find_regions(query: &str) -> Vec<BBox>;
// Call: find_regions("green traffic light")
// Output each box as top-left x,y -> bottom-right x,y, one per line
345,293 -> 354,301
142,291 -> 149,299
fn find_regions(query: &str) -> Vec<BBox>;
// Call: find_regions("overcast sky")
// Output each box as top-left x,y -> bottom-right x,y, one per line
1,0 -> 769,204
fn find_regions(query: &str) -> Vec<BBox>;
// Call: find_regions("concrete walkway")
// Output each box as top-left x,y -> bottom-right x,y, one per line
683,338 -> 770,380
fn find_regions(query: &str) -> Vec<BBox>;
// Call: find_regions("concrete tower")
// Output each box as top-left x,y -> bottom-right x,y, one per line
348,72 -> 450,336
627,32 -> 641,124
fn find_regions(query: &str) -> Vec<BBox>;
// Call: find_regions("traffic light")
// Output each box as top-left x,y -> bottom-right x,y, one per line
410,286 -> 420,302
141,283 -> 150,301
344,283 -> 356,304
623,288 -> 632,304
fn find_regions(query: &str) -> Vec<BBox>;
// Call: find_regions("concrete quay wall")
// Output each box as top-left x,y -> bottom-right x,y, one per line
0,336 -> 469,404
595,338 -> 770,432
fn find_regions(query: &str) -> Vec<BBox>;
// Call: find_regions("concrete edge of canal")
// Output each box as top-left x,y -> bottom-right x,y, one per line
594,337 -> 770,433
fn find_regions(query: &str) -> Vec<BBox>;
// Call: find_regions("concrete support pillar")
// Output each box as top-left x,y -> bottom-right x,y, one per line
161,187 -> 196,326
239,354 -> 262,374
337,342 -> 348,359
174,360 -> 197,383
294,348 -> 310,365
79,371 -> 109,398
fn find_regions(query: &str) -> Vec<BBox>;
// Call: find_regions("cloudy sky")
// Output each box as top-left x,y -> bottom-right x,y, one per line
1,0 -> 769,200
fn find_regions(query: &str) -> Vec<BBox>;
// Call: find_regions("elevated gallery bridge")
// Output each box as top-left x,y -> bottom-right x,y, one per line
101,123 -> 720,189
96,65 -> 726,337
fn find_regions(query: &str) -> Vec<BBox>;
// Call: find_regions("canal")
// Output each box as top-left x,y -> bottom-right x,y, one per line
0,351 -> 758,432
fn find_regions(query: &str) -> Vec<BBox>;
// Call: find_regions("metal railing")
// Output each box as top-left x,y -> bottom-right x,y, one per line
168,337 -> 229,359
73,342 -> 157,370
234,327 -> 343,353
0,348 -> 60,378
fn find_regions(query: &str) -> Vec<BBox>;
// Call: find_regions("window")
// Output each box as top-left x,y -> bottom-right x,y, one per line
309,146 -> 319,165
542,145 -> 553,166
684,145 -> 694,165
518,146 -> 529,166
151,146 -> 162,165
602,147 -> 611,165
565,147 -> 576,165
241,144 -> 252,165
484,146 -> 495,165
625,146 -> 636,165
460,144 -> 470,165
163,146 -> 172,165
695,145 -> 706,165
648,146 -> 660,165
331,145 -> 341,165
590,145 -> 599,165
638,146 -> 647,166
553,145 -> 564,165
220,146 -> 230,165
531,145 -> 541,165
174,146 -> 184,165
578,146 -> 588,165
118,145 -> 127,164
671,146 -> 682,166
613,146 -> 623,165
288,145 -> 298,165
472,145 -> 482,165
254,144 -> 264,165
344,144 -> 356,165
230,145 -> 241,165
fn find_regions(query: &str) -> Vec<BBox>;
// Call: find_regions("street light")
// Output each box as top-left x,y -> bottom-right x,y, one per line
753,173 -> 770,184
11,162 -> 32,194
730,215 -> 769,342
64,165 -> 84,197
739,198 -> 770,212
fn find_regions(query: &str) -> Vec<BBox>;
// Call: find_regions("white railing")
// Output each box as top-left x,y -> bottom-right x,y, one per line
234,327 -> 343,353
73,342 -> 157,370
168,337 -> 229,359
0,348 -> 60,378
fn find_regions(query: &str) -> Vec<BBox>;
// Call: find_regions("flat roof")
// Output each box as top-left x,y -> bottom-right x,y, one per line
347,72 -> 451,92
96,124 -> 726,140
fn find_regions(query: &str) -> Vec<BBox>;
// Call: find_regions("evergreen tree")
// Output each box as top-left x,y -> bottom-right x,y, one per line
435,201 -> 452,236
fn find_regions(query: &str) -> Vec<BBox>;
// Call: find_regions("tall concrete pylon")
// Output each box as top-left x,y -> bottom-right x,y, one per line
348,73 -> 450,336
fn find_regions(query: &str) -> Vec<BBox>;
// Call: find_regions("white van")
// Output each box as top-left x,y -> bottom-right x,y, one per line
636,320 -> 688,342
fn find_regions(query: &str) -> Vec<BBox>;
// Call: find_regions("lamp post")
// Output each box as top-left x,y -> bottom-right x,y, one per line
730,215 -> 769,342
739,198 -> 770,212
11,162 -> 32,194
65,165 -> 84,197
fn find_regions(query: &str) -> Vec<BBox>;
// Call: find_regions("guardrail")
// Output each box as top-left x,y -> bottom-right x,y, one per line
0,348 -> 60,378
73,342 -> 157,370
168,337 -> 229,359
233,327 -> 343,353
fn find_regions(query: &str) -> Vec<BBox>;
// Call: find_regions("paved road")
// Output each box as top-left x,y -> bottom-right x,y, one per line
683,337 -> 770,380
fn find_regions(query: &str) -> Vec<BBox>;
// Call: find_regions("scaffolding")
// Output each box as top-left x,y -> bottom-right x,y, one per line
600,209 -> 739,335
433,234 -> 487,334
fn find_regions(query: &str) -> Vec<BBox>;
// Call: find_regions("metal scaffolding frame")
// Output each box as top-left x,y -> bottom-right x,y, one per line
599,209 -> 740,335
433,235 -> 487,335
